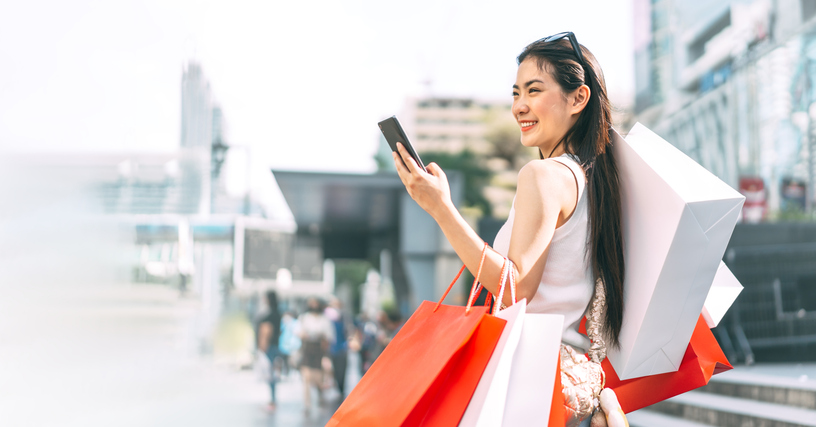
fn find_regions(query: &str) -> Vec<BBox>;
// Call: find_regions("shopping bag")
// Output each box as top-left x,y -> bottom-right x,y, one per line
327,247 -> 507,427
460,256 -> 565,427
701,261 -> 743,328
602,315 -> 732,413
459,299 -> 527,427
252,349 -> 271,382
327,301 -> 504,426
608,124 -> 745,380
503,313 -> 565,425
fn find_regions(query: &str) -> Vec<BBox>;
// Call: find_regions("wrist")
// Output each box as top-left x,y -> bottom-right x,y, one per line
429,199 -> 457,222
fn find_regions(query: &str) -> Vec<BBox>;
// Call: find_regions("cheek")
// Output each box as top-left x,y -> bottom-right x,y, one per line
532,97 -> 559,117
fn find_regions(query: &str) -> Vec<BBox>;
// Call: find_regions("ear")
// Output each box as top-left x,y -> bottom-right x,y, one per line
570,84 -> 590,115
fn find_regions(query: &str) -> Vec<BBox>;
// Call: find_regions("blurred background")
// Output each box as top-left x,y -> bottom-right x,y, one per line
1,0 -> 815,426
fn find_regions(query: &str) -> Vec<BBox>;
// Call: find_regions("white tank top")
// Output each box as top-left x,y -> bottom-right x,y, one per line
492,154 -> 593,352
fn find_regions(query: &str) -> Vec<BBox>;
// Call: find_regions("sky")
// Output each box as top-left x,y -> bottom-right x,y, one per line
0,0 -> 635,174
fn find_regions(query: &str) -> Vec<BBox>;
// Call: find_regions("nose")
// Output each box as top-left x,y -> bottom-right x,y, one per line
512,99 -> 529,119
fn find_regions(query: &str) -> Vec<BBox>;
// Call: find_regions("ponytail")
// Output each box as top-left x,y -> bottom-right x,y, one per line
587,138 -> 624,348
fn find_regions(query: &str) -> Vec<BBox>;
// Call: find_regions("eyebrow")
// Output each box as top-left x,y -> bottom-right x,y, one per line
512,79 -> 545,90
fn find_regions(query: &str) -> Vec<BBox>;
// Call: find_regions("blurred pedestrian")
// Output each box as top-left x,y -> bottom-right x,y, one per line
298,297 -> 334,415
357,313 -> 379,373
256,290 -> 282,411
277,310 -> 300,378
325,298 -> 351,400
370,307 -> 402,364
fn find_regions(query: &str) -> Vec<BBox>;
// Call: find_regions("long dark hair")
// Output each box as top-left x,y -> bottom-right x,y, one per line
518,38 -> 625,348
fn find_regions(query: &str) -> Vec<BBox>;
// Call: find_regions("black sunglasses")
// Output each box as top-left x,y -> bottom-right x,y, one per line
536,31 -> 585,66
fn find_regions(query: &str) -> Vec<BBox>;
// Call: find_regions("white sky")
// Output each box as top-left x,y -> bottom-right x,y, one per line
0,0 -> 634,173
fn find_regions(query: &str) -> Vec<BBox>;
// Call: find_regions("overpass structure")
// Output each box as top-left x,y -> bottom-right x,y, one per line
272,169 -> 468,314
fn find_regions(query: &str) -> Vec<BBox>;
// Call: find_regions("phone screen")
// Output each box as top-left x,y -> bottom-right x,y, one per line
378,116 -> 427,173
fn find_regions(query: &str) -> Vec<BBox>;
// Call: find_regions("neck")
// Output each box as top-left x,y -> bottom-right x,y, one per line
541,140 -> 567,159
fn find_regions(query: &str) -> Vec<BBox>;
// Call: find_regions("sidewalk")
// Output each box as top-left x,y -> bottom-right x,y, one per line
0,281 -> 362,426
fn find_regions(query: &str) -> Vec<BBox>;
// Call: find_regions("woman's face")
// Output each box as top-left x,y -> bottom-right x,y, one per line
512,58 -> 578,153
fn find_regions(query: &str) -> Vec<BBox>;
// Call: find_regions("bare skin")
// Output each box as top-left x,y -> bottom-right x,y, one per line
393,57 -> 591,306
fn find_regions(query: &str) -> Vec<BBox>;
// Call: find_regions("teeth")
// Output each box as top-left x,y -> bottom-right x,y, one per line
520,121 -> 536,127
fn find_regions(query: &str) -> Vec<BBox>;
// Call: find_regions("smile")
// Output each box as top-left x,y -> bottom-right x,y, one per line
519,121 -> 538,131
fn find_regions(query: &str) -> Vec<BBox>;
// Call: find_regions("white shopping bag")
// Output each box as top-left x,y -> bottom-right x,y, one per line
607,123 -> 745,380
503,313 -> 564,425
253,349 -> 271,382
702,261 -> 743,328
459,299 -> 527,427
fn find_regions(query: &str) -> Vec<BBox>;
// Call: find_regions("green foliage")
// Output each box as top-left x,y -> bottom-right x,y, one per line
374,137 -> 398,173
420,149 -> 493,216
334,259 -> 373,285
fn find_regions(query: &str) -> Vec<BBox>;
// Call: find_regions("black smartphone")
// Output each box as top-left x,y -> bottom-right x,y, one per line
378,116 -> 427,173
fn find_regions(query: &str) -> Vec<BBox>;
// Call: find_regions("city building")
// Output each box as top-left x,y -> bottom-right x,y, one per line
628,4 -> 816,418
400,97 -> 513,155
633,0 -> 816,218
34,62 -> 302,304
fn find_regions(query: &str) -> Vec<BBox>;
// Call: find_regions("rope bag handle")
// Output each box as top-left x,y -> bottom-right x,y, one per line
434,242 -> 493,313
434,242 -> 519,315
491,258 -> 518,315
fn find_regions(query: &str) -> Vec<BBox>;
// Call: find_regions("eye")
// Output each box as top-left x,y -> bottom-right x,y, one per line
529,87 -> 541,93
512,91 -> 519,97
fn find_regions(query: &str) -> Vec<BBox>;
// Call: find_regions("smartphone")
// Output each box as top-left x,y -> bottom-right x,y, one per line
378,116 -> 427,173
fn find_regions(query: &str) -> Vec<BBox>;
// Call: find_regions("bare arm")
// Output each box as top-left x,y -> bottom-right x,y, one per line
393,144 -> 576,307
258,322 -> 272,352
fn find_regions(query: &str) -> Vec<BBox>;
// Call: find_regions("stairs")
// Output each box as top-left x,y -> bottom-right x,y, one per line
627,365 -> 816,427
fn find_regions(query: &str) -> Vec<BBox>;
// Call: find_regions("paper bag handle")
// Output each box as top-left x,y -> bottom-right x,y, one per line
434,242 -> 489,313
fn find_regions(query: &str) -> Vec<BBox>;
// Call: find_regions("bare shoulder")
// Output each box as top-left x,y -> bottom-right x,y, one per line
517,159 -> 577,197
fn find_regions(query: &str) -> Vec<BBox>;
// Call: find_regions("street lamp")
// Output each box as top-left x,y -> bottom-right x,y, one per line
211,137 -> 229,178
210,138 -> 230,214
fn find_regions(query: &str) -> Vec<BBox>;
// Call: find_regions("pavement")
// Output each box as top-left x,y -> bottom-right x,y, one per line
0,281 -> 360,427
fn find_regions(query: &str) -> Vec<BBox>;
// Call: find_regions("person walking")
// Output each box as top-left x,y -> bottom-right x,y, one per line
256,290 -> 282,412
392,32 -> 627,426
298,297 -> 335,416
325,298 -> 350,401
277,310 -> 300,378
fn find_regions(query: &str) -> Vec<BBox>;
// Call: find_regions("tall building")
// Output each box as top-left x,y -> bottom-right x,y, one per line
634,0 -> 816,218
180,62 -> 220,215
181,62 -> 213,149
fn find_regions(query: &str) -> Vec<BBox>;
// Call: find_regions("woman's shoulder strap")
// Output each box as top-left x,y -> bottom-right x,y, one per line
548,154 -> 586,197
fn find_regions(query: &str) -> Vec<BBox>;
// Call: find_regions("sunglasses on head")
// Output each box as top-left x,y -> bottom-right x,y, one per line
536,31 -> 585,67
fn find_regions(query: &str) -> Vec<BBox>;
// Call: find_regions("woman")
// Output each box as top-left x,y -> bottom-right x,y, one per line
392,33 -> 626,426
257,290 -> 282,411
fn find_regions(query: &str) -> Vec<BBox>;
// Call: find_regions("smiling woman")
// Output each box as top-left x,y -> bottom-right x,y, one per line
392,32 -> 627,427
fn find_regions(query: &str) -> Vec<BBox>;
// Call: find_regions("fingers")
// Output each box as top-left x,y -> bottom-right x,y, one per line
599,388 -> 628,427
426,162 -> 445,177
392,151 -> 409,180
396,143 -> 421,174
427,163 -> 448,185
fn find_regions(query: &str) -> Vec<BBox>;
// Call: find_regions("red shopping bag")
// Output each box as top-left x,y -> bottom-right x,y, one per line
328,248 -> 507,427
599,315 -> 732,413
549,353 -> 565,426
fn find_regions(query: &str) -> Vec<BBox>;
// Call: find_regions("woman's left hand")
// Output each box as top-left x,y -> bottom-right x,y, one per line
393,143 -> 452,219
